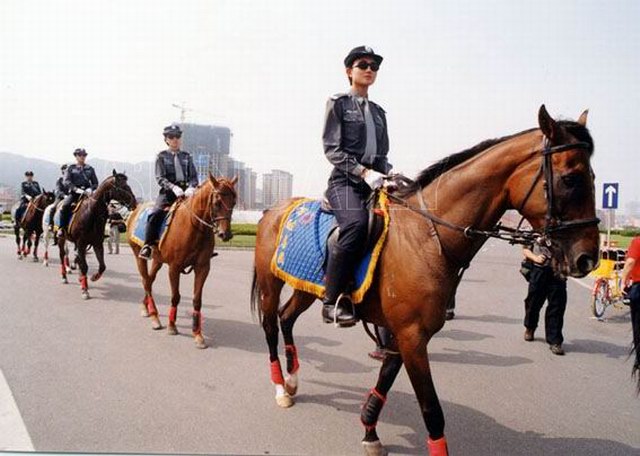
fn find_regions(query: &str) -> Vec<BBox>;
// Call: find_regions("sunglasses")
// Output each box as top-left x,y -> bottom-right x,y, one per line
354,61 -> 380,71
166,134 -> 182,140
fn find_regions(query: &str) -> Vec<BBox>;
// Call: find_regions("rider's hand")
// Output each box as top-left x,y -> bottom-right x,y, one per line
25,195 -> 32,201
75,188 -> 85,195
363,169 -> 386,190
84,188 -> 93,196
185,187 -> 196,198
536,254 -> 547,264
172,185 -> 185,198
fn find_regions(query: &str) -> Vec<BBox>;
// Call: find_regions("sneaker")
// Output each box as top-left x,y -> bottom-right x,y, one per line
524,328 -> 535,342
138,244 -> 153,260
549,344 -> 565,355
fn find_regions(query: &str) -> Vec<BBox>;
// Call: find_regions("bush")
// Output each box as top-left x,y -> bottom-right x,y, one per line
231,223 -> 257,236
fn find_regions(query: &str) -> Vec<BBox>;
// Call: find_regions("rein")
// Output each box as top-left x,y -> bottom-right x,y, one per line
383,137 -> 600,247
182,184 -> 234,232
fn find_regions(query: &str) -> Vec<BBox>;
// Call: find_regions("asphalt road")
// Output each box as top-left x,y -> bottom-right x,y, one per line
0,236 -> 638,455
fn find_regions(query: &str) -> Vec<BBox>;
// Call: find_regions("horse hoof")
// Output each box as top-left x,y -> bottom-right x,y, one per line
194,334 -> 207,349
32,257 -> 39,263
82,291 -> 90,300
140,304 -> 150,318
91,273 -> 102,282
44,261 -> 49,267
167,325 -> 178,335
284,375 -> 298,397
362,440 -> 388,456
275,393 -> 294,408
62,277 -> 68,284
151,316 -> 163,330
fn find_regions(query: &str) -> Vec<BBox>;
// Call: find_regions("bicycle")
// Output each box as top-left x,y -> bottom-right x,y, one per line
590,256 -> 630,319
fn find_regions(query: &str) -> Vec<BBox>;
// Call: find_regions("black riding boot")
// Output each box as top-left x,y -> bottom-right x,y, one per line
139,211 -> 163,260
322,246 -> 357,327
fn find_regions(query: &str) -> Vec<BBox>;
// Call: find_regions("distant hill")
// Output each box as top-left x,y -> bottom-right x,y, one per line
0,152 -> 156,201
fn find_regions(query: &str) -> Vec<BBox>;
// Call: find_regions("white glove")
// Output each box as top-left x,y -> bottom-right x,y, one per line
25,195 -> 33,201
172,185 -> 185,198
363,169 -> 386,190
75,188 -> 84,195
185,187 -> 196,198
84,188 -> 93,196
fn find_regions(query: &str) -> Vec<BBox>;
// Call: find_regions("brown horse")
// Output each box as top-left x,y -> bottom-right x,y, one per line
57,171 -> 137,299
127,175 -> 237,349
14,192 -> 55,261
251,106 -> 602,455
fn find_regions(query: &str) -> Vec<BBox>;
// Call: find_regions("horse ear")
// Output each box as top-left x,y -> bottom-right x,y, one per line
112,169 -> 117,177
231,175 -> 238,186
577,109 -> 589,126
538,104 -> 557,140
208,172 -> 218,186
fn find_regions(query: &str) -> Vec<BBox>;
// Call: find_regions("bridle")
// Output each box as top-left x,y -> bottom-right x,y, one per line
182,182 -> 236,234
384,135 -> 600,247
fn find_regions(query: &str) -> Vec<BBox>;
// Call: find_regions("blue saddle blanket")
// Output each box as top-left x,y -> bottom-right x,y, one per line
270,197 -> 389,303
129,204 -> 171,247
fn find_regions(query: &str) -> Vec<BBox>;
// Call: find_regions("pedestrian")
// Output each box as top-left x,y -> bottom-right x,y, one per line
522,239 -> 567,355
620,235 -> 640,378
106,203 -> 125,254
321,45 -> 392,327
138,124 -> 198,260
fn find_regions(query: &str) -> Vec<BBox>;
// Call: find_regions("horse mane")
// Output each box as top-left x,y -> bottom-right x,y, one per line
396,121 -> 593,197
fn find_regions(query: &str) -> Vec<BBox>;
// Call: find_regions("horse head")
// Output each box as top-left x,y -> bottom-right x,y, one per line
105,169 -> 137,210
208,173 -> 238,242
508,105 -> 599,278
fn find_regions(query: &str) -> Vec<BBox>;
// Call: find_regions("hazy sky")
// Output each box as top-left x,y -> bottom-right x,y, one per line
1,0 -> 639,208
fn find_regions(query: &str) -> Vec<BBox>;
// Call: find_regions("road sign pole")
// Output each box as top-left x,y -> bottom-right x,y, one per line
607,209 -> 611,248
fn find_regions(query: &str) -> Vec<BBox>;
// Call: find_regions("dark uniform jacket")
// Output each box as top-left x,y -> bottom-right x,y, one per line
55,176 -> 69,199
21,181 -> 42,201
107,211 -> 124,228
64,164 -> 99,193
155,149 -> 198,194
322,92 -> 392,185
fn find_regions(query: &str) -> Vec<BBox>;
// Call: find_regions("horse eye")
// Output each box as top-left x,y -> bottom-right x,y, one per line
561,173 -> 584,189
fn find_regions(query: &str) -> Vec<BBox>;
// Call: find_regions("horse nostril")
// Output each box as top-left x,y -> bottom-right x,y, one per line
577,254 -> 596,275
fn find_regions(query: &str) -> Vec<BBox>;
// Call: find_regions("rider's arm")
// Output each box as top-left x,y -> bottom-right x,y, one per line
63,168 -> 75,193
187,155 -> 198,188
90,168 -> 99,190
322,97 -> 366,180
621,257 -> 636,288
523,247 -> 545,264
373,103 -> 392,175
155,153 -> 174,191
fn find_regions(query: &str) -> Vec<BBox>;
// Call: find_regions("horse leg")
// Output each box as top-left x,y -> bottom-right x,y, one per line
32,231 -> 40,262
167,265 -> 181,335
191,262 -> 210,349
14,225 -> 21,258
397,328 -> 448,456
76,245 -> 90,300
58,236 -> 68,284
279,290 -> 316,397
43,228 -> 49,267
361,344 -> 404,456
91,241 -> 106,281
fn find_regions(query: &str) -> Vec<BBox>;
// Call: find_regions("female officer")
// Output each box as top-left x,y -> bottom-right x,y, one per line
321,46 -> 392,327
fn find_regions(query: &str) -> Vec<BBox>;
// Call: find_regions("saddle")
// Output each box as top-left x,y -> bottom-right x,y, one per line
129,201 -> 180,248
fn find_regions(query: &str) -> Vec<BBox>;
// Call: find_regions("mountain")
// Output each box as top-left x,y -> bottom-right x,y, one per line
0,152 -> 156,201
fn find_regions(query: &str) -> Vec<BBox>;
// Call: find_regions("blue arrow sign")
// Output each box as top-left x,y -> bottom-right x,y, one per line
602,183 -> 618,209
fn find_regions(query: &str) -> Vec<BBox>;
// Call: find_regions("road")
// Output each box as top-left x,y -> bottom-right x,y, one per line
0,236 -> 638,455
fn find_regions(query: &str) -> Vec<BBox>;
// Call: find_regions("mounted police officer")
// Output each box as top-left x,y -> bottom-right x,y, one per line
321,46 -> 392,327
16,171 -> 42,223
138,124 -> 198,260
49,164 -> 69,229
57,148 -> 99,236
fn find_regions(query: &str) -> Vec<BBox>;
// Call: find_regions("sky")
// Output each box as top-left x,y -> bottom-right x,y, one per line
1,0 -> 639,209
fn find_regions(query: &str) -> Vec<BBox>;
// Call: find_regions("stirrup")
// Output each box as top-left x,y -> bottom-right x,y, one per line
332,293 -> 357,328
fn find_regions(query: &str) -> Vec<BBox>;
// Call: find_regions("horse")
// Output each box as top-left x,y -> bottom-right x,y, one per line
251,105 -> 603,455
57,170 -> 137,299
13,192 -> 55,261
126,175 -> 237,349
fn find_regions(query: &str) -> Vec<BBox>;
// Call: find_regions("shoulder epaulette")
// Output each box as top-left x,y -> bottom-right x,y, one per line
330,93 -> 349,101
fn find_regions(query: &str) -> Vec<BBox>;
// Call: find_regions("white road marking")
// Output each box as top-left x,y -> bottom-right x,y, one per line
0,369 -> 34,451
569,277 -> 593,291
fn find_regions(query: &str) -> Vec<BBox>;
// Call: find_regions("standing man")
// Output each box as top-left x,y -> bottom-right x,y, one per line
321,46 -> 392,327
522,239 -> 568,355
106,203 -> 125,254
15,171 -> 42,223
621,236 -> 640,379
138,124 -> 198,260
57,148 -> 99,236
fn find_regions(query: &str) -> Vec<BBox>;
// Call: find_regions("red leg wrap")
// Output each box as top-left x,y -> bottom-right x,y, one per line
270,359 -> 285,385
192,310 -> 202,335
60,264 -> 66,276
169,306 -> 177,324
427,436 -> 448,456
44,251 -> 48,260
79,276 -> 88,290
145,296 -> 158,316
64,256 -> 70,268
285,344 -> 300,374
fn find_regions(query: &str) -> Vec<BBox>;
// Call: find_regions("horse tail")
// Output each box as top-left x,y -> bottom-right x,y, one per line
250,265 -> 263,324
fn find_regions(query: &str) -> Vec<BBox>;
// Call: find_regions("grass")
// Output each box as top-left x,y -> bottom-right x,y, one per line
606,234 -> 632,249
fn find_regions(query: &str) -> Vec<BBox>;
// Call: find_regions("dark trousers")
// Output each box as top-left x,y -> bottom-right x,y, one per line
144,192 -> 176,245
326,179 -> 370,255
59,193 -> 80,229
524,266 -> 567,345
629,283 -> 640,358
15,200 -> 28,223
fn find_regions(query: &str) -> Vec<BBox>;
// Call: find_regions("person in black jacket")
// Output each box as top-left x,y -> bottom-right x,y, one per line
57,148 -> 99,235
321,46 -> 392,327
138,124 -> 198,260
49,164 -> 69,229
15,171 -> 42,223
